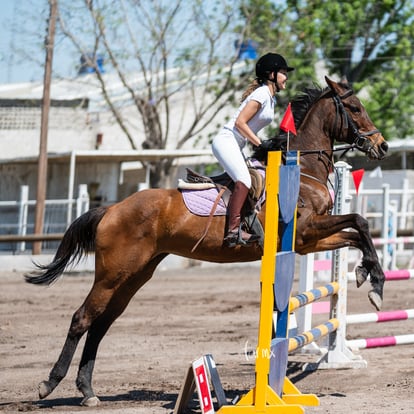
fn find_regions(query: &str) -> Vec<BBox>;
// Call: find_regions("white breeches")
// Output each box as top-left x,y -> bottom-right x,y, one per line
212,128 -> 251,188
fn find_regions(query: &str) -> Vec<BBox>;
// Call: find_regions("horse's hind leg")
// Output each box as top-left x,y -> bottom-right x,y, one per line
38,289 -> 106,400
39,278 -> 114,399
38,253 -> 166,405
38,324 -> 83,399
75,311 -> 123,406
75,256 -> 166,406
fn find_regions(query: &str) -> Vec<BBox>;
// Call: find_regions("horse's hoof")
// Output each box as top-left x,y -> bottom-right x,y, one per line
355,266 -> 368,288
368,290 -> 382,311
38,381 -> 52,399
81,396 -> 100,407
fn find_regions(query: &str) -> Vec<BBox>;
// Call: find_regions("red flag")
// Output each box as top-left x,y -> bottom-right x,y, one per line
280,102 -> 297,135
352,169 -> 365,194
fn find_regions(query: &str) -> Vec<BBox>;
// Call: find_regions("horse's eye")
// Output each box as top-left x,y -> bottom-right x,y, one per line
350,105 -> 361,114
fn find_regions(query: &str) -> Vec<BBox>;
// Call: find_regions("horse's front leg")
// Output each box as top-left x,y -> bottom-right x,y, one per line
296,212 -> 385,310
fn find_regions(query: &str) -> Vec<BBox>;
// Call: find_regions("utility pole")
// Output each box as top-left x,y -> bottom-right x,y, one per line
33,0 -> 57,254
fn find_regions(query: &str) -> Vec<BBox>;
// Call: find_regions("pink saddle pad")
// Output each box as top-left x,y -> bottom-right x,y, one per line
181,161 -> 266,217
181,187 -> 227,216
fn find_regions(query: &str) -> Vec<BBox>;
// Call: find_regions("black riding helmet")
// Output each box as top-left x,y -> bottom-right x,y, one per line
255,53 -> 294,81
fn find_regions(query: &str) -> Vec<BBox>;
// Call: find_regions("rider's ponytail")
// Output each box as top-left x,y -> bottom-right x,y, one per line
241,78 -> 263,102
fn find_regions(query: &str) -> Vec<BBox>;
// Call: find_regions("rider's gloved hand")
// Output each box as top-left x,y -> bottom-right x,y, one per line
257,139 -> 274,151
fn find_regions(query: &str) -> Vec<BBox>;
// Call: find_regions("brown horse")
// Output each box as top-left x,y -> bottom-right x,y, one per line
26,76 -> 388,406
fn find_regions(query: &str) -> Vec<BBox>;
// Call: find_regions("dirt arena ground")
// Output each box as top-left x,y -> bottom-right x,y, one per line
1,261 -> 413,413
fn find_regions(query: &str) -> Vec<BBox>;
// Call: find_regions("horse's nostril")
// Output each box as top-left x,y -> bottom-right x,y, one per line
381,141 -> 389,153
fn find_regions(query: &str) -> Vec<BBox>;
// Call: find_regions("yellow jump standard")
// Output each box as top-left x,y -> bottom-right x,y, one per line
217,151 -> 318,413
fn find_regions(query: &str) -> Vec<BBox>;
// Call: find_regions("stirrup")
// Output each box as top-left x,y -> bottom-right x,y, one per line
224,226 -> 260,248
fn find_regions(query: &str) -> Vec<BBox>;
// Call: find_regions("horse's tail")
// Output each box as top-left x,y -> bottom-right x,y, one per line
25,206 -> 107,286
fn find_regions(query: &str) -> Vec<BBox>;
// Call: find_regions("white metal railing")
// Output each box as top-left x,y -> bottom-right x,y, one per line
347,181 -> 414,269
0,184 -> 89,252
349,178 -> 414,232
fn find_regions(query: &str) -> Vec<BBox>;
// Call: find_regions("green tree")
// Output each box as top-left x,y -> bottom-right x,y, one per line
236,0 -> 320,127
286,0 -> 414,140
240,0 -> 414,140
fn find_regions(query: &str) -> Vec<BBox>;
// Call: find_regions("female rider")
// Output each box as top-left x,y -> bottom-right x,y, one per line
212,52 -> 294,247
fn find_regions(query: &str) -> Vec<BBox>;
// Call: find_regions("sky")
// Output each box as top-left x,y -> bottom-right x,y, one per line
0,0 -> 274,86
0,0 -> 77,84
0,0 -> 236,86
0,1 -> 41,83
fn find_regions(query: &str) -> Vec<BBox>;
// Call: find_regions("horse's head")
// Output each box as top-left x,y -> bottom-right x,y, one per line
252,77 -> 388,164
325,76 -> 388,160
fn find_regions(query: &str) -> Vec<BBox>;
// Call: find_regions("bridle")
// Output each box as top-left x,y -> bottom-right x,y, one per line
298,88 -> 381,206
332,89 -> 380,155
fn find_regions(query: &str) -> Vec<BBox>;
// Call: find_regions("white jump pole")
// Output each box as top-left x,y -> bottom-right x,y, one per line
347,334 -> 414,350
346,309 -> 414,324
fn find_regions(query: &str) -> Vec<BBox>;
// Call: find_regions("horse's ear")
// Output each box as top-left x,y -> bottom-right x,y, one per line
340,75 -> 349,85
325,76 -> 342,95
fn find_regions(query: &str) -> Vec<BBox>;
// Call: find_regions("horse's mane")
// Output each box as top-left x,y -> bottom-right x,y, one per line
251,82 -> 351,162
290,85 -> 326,130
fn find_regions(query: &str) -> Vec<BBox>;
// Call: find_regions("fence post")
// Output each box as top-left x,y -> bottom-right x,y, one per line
17,185 -> 29,252
76,184 -> 90,219
400,178 -> 409,229
381,184 -> 390,269
66,151 -> 76,227
389,200 -> 398,269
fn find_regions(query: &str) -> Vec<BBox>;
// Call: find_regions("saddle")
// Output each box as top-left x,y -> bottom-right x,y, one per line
178,160 -> 266,251
179,164 -> 265,210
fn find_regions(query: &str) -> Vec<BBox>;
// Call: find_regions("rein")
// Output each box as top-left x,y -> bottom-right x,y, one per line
298,144 -> 357,158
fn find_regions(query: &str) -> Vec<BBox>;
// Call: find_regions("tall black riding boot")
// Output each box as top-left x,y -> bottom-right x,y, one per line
224,181 -> 260,247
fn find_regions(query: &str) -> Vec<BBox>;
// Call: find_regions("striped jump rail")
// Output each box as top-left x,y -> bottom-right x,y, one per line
346,309 -> 414,325
288,318 -> 339,352
289,282 -> 339,312
346,334 -> 414,350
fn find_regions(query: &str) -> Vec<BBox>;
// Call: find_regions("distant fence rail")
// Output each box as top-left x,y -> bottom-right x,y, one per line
348,181 -> 414,269
349,180 -> 414,232
0,184 -> 89,253
0,233 -> 64,242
